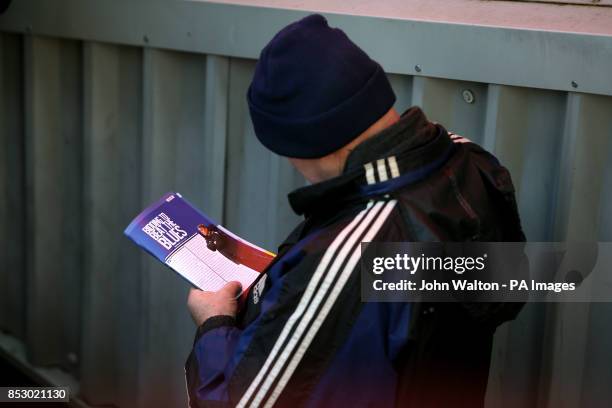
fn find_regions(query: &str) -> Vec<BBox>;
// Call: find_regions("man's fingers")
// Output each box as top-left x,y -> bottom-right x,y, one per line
186,283 -> 241,326
220,281 -> 243,298
187,282 -> 241,304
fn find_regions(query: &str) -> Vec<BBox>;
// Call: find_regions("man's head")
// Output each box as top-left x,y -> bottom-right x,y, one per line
248,14 -> 397,183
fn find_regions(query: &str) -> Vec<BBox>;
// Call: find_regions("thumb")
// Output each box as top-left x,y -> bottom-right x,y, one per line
219,281 -> 243,299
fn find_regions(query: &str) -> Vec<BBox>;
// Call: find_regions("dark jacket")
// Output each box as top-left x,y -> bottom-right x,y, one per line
186,107 -> 525,408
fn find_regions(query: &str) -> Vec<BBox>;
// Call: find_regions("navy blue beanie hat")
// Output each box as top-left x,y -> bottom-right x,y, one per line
247,14 -> 396,158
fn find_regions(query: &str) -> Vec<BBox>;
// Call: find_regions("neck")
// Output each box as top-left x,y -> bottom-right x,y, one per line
289,108 -> 400,184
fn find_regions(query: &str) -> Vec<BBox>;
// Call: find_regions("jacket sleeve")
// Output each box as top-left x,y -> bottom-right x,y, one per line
184,239 -> 306,407
185,315 -> 242,408
457,142 -> 527,328
185,202 -> 401,407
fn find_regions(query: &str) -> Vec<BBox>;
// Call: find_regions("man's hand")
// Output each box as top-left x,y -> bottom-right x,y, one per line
187,281 -> 242,326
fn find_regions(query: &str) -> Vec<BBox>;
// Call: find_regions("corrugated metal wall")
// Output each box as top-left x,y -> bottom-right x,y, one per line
0,36 -> 307,408
1,2 -> 612,407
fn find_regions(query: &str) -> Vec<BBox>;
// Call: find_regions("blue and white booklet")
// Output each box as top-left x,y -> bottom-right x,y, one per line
124,192 -> 275,292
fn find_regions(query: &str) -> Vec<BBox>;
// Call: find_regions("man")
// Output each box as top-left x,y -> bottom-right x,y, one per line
186,14 -> 524,407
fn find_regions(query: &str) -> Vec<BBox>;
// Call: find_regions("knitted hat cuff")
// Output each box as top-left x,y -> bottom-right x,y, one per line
248,63 -> 396,158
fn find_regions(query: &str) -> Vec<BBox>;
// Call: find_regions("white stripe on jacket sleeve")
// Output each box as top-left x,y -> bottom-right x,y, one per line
237,201 -> 381,408
262,200 -> 397,407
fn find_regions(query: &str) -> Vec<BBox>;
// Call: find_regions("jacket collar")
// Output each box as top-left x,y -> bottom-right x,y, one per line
288,107 -> 454,218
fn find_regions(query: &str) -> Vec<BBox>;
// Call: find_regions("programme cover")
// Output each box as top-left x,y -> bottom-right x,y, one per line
124,192 -> 275,291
